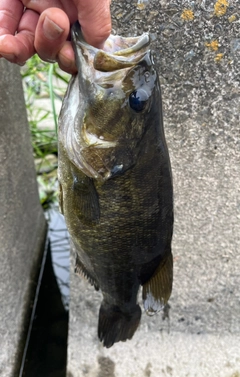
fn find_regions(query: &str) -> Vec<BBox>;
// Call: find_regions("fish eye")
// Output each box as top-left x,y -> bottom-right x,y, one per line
129,89 -> 149,112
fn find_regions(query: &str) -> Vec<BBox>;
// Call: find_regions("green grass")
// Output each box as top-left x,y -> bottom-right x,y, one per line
21,55 -> 70,209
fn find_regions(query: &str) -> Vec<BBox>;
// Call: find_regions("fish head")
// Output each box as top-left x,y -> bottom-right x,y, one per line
59,22 -> 159,181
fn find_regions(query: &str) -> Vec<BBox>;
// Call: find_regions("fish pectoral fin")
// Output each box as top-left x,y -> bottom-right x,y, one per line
75,254 -> 99,291
142,252 -> 173,315
72,172 -> 100,226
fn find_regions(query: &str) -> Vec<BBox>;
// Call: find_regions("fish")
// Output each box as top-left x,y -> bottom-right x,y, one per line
58,22 -> 174,348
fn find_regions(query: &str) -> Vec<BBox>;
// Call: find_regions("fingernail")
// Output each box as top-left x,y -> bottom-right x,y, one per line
43,16 -> 64,40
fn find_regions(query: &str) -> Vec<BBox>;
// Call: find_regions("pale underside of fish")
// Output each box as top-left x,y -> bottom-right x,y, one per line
58,22 -> 174,348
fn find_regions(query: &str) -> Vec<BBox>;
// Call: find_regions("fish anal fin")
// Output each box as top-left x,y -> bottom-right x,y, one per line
75,254 -> 99,291
142,252 -> 173,316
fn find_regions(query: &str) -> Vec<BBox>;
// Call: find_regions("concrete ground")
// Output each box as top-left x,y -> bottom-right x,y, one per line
67,1 -> 240,376
68,268 -> 240,377
0,60 -> 47,377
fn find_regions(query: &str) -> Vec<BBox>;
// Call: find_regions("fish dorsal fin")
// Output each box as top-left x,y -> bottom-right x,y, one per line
142,252 -> 173,315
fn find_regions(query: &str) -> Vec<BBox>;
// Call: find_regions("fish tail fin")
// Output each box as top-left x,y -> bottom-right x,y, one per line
142,252 -> 173,315
98,302 -> 141,348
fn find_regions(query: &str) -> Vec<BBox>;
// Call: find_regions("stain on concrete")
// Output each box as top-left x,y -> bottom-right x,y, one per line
214,53 -> 224,62
228,14 -> 237,23
205,40 -> 219,51
82,364 -> 91,375
166,365 -> 173,375
214,0 -> 229,17
145,362 -> 152,376
181,9 -> 195,21
230,372 -> 240,377
97,356 -> 116,377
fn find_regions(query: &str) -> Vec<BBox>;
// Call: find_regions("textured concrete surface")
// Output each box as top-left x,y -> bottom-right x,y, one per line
0,60 -> 47,377
67,1 -> 240,376
68,277 -> 240,377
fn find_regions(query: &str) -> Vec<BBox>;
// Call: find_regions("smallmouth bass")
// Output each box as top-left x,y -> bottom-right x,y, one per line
58,22 -> 173,348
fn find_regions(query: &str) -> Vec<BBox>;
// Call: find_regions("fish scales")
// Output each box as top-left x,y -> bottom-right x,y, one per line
58,22 -> 174,348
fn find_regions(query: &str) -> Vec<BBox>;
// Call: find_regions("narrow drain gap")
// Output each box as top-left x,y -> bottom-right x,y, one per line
22,210 -> 70,377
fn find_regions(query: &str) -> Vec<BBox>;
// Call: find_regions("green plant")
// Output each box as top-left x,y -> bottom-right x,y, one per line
21,55 -> 70,209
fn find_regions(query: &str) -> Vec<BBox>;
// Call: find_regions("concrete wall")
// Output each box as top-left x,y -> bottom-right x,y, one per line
67,1 -> 240,376
0,60 -> 47,376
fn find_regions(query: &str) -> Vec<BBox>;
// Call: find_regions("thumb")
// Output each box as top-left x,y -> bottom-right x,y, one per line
72,0 -> 111,48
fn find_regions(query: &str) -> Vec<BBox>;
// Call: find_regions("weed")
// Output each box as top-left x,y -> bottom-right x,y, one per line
21,55 -> 70,208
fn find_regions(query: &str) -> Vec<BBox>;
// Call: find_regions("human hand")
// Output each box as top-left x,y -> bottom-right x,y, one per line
0,0 -> 111,73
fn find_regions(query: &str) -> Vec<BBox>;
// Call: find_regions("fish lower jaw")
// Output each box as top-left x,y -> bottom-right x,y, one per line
82,130 -> 117,149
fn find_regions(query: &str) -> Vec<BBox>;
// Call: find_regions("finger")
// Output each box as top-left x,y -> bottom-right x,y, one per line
22,0 -> 78,24
22,0 -> 62,12
34,8 -> 70,62
0,0 -> 24,36
72,0 -> 112,48
57,41 -> 77,74
0,9 -> 38,63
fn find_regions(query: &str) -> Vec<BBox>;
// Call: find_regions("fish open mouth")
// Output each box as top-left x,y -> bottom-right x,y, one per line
71,22 -> 150,72
102,32 -> 150,56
